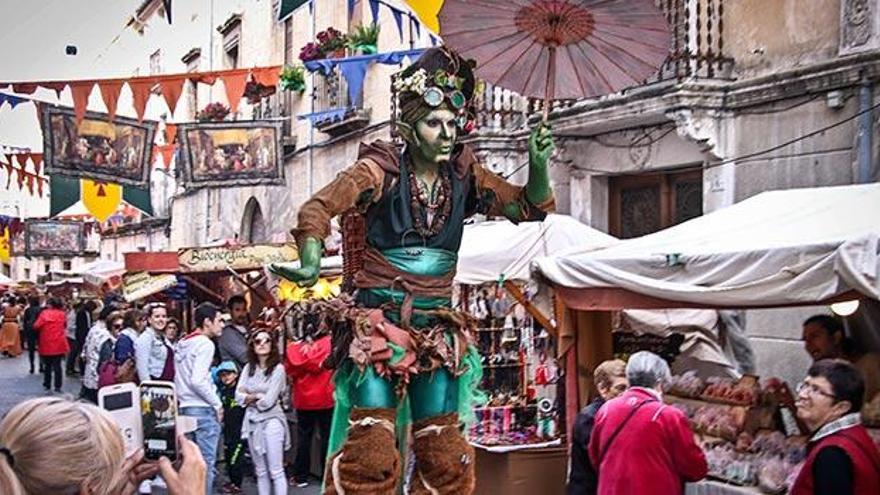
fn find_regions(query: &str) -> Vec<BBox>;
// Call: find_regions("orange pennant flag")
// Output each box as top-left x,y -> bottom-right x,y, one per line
70,81 -> 95,124
98,80 -> 124,121
164,123 -> 178,145
129,79 -> 155,122
253,67 -> 281,87
221,71 -> 249,113
159,144 -> 175,169
36,177 -> 45,197
15,167 -> 25,188
14,154 -> 28,170
25,174 -> 35,194
43,82 -> 66,98
12,83 -> 37,94
159,77 -> 185,116
29,153 -> 43,175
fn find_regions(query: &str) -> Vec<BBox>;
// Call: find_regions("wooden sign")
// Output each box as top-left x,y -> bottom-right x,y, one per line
178,243 -> 298,273
122,272 -> 178,302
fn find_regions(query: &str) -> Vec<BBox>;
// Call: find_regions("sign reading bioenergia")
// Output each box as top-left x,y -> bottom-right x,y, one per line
178,243 -> 298,273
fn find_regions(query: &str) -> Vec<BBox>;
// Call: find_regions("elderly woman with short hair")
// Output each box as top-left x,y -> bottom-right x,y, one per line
790,359 -> 880,495
588,351 -> 707,495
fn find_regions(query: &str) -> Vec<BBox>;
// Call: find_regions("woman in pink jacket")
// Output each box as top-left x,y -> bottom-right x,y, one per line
33,298 -> 71,393
589,351 -> 707,494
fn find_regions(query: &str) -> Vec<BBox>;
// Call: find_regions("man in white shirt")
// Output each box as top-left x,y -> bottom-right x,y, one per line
175,302 -> 224,495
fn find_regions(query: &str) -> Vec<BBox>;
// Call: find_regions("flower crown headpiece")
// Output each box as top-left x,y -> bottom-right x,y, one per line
394,68 -> 471,111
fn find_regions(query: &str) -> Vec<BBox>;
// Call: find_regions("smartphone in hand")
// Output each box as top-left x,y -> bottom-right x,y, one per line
140,380 -> 178,461
98,382 -> 143,457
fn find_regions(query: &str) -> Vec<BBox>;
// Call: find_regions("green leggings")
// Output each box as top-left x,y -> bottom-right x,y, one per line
351,367 -> 459,421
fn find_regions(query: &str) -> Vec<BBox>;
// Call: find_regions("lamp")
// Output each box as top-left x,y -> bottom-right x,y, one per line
830,300 -> 860,317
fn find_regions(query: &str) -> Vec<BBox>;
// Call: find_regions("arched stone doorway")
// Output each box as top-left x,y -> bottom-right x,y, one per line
240,197 -> 267,244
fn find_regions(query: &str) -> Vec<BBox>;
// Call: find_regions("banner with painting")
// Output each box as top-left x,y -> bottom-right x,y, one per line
41,105 -> 157,187
25,220 -> 85,257
177,120 -> 283,189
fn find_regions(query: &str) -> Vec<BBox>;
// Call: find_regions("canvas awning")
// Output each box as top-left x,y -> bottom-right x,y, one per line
534,183 -> 880,310
456,214 -> 617,285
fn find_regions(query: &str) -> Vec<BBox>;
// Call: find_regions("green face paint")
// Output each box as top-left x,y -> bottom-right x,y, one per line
410,107 -> 458,164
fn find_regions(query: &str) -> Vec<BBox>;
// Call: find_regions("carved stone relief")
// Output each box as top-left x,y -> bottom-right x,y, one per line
840,0 -> 879,55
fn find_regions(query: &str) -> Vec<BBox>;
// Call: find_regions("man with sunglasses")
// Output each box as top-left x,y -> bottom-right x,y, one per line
791,359 -> 880,495
271,47 -> 554,494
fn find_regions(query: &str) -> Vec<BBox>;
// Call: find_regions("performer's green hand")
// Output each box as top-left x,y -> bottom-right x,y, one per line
268,237 -> 322,287
526,123 -> 554,205
528,123 -> 555,170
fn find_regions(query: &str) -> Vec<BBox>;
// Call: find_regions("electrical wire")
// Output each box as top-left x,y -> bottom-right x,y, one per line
706,99 -> 880,170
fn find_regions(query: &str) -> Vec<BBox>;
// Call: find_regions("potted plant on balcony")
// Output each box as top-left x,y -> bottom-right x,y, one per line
317,27 -> 347,58
196,102 -> 230,122
347,23 -> 380,55
279,64 -> 306,94
299,41 -> 323,62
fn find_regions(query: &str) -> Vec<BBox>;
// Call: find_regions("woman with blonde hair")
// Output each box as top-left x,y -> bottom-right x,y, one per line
0,397 -> 206,495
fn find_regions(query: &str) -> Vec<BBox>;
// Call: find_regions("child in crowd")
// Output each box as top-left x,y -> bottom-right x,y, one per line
215,360 -> 247,494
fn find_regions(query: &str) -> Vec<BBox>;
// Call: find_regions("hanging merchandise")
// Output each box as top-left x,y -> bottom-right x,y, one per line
0,152 -> 47,197
461,281 -> 561,448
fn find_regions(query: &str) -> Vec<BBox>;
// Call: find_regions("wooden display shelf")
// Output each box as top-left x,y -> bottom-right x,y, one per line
665,394 -> 780,442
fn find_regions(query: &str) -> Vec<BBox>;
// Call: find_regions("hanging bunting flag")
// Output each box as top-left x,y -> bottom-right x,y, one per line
221,71 -> 249,113
43,81 -> 66,99
164,123 -> 178,145
13,153 -> 28,170
129,79 -> 154,122
99,81 -> 124,121
11,83 -> 37,94
30,153 -> 43,175
297,107 -> 350,124
159,77 -> 185,116
82,179 -> 123,222
391,7 -> 404,42
430,34 -> 438,46
0,92 -> 27,110
70,81 -> 96,124
36,176 -> 45,197
15,167 -> 25,188
252,66 -> 282,88
25,174 -> 35,194
159,145 -> 175,169
369,0 -> 380,25
339,59 -> 370,107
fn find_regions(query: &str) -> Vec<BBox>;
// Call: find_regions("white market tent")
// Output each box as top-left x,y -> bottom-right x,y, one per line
534,183 -> 880,310
532,183 -> 880,436
456,214 -> 617,285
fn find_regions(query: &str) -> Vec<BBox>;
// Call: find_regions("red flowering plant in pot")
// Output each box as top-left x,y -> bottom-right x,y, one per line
317,27 -> 347,58
196,102 -> 230,122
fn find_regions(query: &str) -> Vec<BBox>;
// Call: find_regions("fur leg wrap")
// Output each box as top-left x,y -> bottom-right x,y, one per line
410,413 -> 476,495
324,408 -> 400,495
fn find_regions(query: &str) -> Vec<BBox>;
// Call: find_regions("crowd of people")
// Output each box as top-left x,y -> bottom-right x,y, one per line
0,293 -> 335,495
566,313 -> 880,495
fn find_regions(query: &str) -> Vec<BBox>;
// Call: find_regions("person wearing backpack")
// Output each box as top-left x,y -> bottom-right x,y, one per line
32,298 -> 71,393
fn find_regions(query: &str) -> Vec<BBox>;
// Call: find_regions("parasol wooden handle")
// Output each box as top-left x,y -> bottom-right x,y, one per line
543,45 -> 557,123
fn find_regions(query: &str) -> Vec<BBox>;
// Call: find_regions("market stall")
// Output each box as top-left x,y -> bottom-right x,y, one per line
533,183 -> 880,493
123,241 -> 296,324
455,214 -> 617,494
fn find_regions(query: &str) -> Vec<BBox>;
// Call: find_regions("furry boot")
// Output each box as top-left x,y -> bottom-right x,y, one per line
324,408 -> 399,495
410,413 -> 476,495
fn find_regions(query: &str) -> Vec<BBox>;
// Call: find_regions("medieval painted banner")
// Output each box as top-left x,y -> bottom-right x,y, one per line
178,243 -> 297,273
25,220 -> 85,257
41,105 -> 157,187
177,120 -> 283,189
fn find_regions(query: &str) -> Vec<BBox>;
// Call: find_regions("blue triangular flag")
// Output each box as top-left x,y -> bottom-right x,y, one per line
339,59 -> 371,107
413,17 -> 421,40
391,7 -> 404,43
430,35 -> 438,46
348,0 -> 356,18
369,0 -> 380,25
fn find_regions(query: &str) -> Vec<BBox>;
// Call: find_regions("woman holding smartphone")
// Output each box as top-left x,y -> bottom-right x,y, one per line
236,329 -> 290,495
